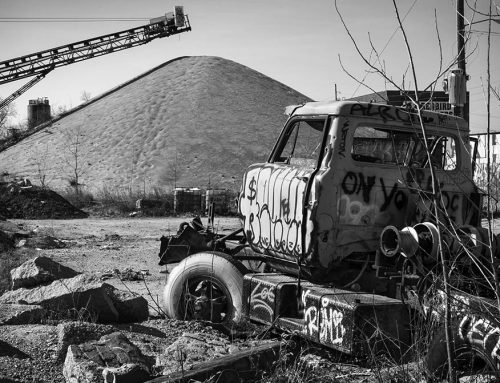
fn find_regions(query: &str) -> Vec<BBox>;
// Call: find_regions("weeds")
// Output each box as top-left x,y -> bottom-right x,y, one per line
59,185 -> 175,216
116,269 -> 168,318
259,340 -> 363,383
59,187 -> 94,209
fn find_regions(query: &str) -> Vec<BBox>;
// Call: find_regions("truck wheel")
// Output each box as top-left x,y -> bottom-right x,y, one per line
163,251 -> 247,324
426,327 -> 500,381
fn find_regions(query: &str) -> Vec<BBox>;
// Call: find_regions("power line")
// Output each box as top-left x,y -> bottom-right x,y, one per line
468,29 -> 500,35
0,17 -> 149,23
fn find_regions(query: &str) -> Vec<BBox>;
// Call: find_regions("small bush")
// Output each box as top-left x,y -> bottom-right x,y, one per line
95,186 -> 140,213
59,187 -> 95,209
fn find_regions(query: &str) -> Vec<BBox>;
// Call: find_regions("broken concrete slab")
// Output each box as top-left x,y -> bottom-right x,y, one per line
10,256 -> 80,290
0,220 -> 31,239
0,273 -> 119,323
1,272 -> 150,324
105,288 -> 149,323
56,321 -> 115,361
63,332 -> 152,383
0,303 -> 45,325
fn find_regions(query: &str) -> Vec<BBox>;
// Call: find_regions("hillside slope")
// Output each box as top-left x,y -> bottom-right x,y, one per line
0,56 -> 311,193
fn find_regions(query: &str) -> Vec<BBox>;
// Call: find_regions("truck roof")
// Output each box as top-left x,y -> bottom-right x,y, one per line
288,100 -> 468,132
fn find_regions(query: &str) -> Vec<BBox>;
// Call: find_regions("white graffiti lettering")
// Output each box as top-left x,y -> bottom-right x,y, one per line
302,290 -> 345,345
250,282 -> 275,317
319,297 -> 345,344
460,314 -> 500,366
239,165 -> 308,257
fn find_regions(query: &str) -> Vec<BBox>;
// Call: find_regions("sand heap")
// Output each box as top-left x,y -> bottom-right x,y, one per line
0,56 -> 311,193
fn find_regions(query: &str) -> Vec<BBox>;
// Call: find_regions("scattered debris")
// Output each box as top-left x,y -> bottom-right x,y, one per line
16,235 -> 67,249
115,267 -> 150,281
104,233 -> 121,241
100,243 -> 121,250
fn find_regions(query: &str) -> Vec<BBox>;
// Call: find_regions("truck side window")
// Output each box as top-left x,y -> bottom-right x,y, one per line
419,135 -> 457,170
352,125 -> 457,170
351,126 -> 410,165
274,119 -> 325,169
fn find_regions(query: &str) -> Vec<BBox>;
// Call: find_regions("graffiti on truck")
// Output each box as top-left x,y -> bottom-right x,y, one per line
339,169 -> 466,225
302,289 -> 346,346
349,103 -> 435,124
239,165 -> 309,256
459,314 -> 500,367
250,281 -> 275,318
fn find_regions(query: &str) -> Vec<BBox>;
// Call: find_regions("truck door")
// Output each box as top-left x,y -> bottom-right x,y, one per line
239,116 -> 328,264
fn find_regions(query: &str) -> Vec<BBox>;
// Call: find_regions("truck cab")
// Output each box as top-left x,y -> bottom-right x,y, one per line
238,100 -> 481,292
163,100 -> 497,378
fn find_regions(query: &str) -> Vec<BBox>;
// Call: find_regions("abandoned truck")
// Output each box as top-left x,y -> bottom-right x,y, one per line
159,100 -> 500,379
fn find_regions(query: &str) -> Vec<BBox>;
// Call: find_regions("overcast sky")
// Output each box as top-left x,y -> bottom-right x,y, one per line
1,0 -> 499,133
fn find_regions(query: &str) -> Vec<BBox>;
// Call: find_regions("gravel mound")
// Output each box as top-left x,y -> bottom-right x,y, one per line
0,182 -> 88,219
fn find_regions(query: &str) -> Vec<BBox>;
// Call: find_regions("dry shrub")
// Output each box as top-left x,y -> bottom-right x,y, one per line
58,187 -> 95,209
95,186 -> 173,216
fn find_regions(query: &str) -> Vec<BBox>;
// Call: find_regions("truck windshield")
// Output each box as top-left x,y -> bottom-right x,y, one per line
351,125 -> 457,170
273,119 -> 325,169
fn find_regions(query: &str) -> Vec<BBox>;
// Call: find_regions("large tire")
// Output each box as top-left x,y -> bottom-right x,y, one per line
163,251 -> 247,324
426,327 -> 500,381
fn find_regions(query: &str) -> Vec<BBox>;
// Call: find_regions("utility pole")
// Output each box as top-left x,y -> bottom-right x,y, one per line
451,0 -> 468,121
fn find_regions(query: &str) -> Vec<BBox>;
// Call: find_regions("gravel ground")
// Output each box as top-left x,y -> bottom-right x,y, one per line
0,216 -> 254,383
12,216 -> 242,316
6,215 -> 495,382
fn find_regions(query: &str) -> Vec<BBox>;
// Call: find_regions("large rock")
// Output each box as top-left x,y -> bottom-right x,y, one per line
0,273 -> 119,323
105,288 -> 149,323
63,332 -> 152,383
0,220 -> 30,240
0,230 -> 14,252
0,303 -> 45,325
56,321 -> 115,361
10,256 -> 79,290
0,273 -> 149,323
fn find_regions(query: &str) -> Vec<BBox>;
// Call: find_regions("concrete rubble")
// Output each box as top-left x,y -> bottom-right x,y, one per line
10,255 -> 80,290
63,332 -> 152,383
1,267 -> 149,324
0,303 -> 45,325
0,253 -> 275,382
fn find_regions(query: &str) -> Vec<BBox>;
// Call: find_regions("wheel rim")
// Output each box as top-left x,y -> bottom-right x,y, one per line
179,275 -> 231,323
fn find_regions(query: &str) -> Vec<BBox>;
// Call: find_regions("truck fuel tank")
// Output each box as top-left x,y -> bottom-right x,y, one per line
243,273 -> 411,361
